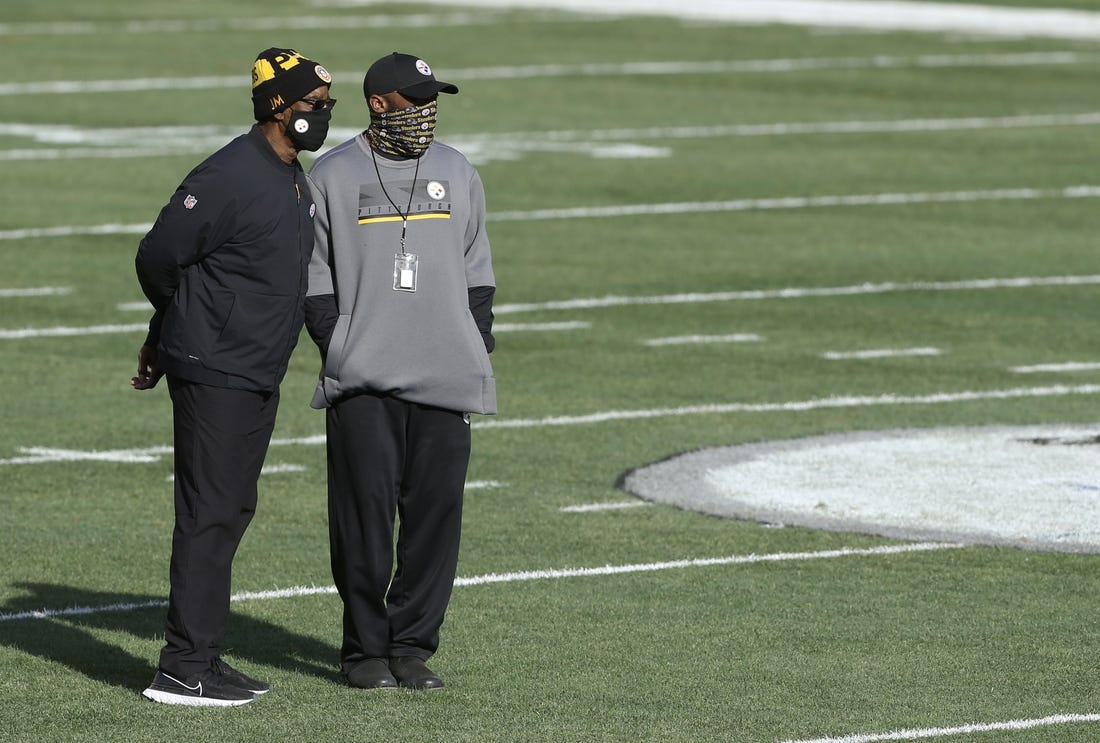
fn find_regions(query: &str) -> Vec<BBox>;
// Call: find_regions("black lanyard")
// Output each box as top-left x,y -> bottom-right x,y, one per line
370,147 -> 421,255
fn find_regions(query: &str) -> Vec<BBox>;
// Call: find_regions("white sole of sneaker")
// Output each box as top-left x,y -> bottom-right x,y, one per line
141,688 -> 255,707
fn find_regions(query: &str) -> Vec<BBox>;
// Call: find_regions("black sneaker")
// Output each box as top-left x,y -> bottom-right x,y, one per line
141,666 -> 256,707
213,657 -> 272,695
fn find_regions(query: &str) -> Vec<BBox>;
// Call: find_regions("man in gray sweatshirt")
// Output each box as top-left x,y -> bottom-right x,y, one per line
304,52 -> 496,691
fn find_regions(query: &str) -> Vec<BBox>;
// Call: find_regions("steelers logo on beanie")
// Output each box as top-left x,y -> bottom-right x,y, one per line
251,47 -> 332,121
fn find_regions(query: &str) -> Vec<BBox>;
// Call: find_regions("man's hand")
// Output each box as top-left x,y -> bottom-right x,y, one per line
131,345 -> 164,390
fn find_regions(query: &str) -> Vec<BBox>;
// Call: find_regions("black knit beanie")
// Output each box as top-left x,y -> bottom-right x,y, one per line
251,47 -> 332,120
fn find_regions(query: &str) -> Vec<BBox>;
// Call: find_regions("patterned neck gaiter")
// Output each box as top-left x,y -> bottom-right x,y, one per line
366,99 -> 438,158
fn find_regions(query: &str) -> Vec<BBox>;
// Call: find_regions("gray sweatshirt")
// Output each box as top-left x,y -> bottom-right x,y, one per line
305,134 -> 497,414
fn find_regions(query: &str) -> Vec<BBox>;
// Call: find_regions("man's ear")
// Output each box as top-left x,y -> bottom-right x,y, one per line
368,94 -> 389,114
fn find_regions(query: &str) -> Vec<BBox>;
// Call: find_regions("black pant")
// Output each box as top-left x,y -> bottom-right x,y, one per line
326,392 -> 471,672
158,376 -> 279,678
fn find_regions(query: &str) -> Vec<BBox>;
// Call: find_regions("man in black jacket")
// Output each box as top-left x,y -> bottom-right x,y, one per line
131,47 -> 334,707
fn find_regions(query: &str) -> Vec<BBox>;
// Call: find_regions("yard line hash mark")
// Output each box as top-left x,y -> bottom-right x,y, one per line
561,501 -> 655,512
644,333 -> 763,346
0,542 -> 961,622
1010,361 -> 1100,373
0,287 -> 71,298
0,323 -> 147,339
821,347 -> 942,360
494,321 -> 591,332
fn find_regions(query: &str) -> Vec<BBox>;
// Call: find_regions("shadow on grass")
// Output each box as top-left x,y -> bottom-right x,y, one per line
0,583 -> 339,691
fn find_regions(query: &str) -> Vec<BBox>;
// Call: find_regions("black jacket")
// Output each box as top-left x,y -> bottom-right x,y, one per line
136,126 -> 314,392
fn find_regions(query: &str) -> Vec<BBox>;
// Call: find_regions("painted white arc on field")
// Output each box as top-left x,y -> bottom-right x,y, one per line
624,425 -> 1100,554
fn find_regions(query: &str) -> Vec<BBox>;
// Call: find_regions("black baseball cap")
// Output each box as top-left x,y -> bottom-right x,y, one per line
363,52 -> 459,100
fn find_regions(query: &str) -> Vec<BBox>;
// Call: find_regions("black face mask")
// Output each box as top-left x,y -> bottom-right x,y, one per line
287,108 -> 331,152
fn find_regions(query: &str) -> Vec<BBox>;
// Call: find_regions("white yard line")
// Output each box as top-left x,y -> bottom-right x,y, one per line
1,321 -> 590,338
0,12 -> 506,37
5,112 -> 1100,164
5,385 -> 1100,466
0,145 -> 214,161
489,185 -> 1100,222
496,274 -> 1100,314
644,333 -> 763,346
313,0 -> 1100,40
5,275 -> 1098,340
781,713 -> 1100,743
1010,361 -> 1100,373
463,112 -> 1100,143
821,347 -> 942,360
3,52 -> 1096,97
0,223 -> 149,240
0,541 -> 960,622
8,112 -> 1100,148
474,385 -> 1100,430
6,445 -> 172,465
6,185 -> 1100,243
4,110 -> 1099,166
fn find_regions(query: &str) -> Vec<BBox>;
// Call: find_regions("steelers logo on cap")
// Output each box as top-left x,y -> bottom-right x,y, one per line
415,59 -> 432,76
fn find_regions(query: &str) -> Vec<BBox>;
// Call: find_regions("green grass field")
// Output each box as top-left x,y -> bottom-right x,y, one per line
2,1 -> 1100,741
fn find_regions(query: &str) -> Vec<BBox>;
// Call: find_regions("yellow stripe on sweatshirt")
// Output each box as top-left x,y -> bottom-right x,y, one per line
358,213 -> 452,225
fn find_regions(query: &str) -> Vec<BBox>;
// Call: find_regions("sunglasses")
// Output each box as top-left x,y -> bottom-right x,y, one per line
299,97 -> 337,111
